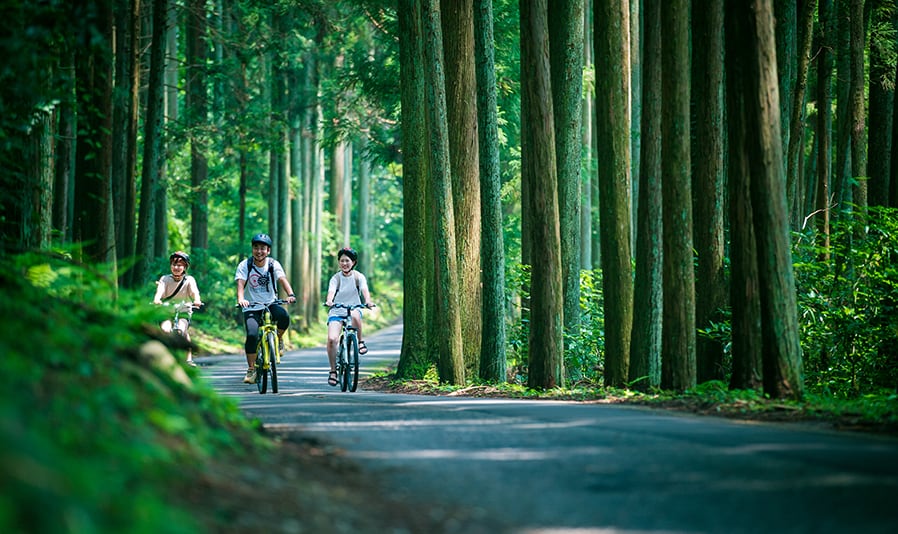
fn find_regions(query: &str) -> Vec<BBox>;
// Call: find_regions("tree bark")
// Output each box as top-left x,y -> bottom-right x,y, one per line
522,0 -> 564,389
867,0 -> 894,208
595,0 -> 633,388
441,0 -> 483,378
474,0 -> 508,383
424,0 -> 465,385
691,0 -> 726,383
549,0 -> 585,343
188,0 -> 209,252
725,0 -> 804,400
398,0 -> 433,380
660,0 -> 695,391
630,0 -> 663,391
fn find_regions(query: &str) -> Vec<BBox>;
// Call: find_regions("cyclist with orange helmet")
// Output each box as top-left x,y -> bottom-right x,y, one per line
153,251 -> 203,366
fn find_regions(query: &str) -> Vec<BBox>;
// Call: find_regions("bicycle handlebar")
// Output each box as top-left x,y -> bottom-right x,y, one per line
236,299 -> 289,308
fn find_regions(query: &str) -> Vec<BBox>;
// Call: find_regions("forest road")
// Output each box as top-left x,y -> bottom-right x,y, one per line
198,323 -> 898,534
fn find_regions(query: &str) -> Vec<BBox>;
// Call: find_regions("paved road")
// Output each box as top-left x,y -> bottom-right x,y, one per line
197,324 -> 898,533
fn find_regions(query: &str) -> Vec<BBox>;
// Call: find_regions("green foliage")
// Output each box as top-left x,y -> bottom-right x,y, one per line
794,206 -> 898,397
564,269 -> 606,384
0,253 -> 271,533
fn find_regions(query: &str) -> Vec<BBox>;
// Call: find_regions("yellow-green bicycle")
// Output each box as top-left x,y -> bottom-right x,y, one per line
247,299 -> 287,394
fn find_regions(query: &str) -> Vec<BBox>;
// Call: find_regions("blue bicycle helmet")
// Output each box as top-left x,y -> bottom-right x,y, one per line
251,233 -> 273,247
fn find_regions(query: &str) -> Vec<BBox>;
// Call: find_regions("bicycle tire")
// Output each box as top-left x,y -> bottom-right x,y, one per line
339,338 -> 350,392
256,347 -> 267,394
266,331 -> 279,394
346,333 -> 359,392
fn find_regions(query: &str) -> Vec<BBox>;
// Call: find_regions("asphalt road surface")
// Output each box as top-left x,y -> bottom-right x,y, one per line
197,324 -> 898,533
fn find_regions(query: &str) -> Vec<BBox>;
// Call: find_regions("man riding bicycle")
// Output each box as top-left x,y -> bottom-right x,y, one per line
235,233 -> 296,384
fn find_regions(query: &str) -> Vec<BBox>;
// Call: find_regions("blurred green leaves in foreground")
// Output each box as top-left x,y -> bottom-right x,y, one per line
0,251 -> 270,533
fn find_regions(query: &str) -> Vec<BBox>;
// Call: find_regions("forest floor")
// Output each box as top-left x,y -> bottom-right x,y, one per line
184,375 -> 897,533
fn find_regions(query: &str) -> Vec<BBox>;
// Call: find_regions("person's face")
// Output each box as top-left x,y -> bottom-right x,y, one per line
170,259 -> 187,278
252,243 -> 270,262
338,254 -> 355,272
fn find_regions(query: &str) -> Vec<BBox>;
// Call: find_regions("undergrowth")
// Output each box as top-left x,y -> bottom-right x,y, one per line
0,253 -> 272,533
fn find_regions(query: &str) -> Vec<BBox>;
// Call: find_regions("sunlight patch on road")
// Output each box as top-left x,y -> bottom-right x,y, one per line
351,446 -> 611,461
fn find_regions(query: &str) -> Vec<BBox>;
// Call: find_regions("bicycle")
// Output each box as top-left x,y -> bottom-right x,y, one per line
241,299 -> 287,394
160,301 -> 202,365
328,303 -> 371,392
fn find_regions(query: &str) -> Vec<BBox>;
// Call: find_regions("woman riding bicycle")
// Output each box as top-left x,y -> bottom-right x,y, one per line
153,251 -> 203,366
235,233 -> 296,384
324,246 -> 375,386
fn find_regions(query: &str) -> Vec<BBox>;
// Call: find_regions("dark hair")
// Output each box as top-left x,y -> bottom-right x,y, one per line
338,247 -> 358,262
169,251 -> 190,266
251,233 -> 273,247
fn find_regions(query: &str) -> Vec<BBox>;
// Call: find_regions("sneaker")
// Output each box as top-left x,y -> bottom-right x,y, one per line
243,368 -> 257,384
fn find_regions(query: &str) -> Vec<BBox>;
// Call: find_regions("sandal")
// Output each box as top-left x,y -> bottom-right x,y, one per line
358,340 -> 368,355
328,371 -> 338,387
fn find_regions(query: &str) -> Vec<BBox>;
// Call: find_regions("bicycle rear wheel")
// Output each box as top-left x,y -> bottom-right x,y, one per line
266,331 -> 279,394
346,333 -> 359,392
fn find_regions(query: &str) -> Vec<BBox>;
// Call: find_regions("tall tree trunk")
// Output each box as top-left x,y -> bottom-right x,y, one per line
775,0 -> 797,178
595,0 -> 633,388
73,0 -> 115,265
24,110 -> 54,249
188,0 -> 209,253
629,0 -> 663,391
136,0 -> 168,284
549,0 -> 585,345
441,0 -> 482,378
660,0 -> 695,391
849,0 -> 868,213
398,0 -> 432,381
424,0 -> 465,385
54,45 -> 76,245
357,136 -> 373,277
522,0 -> 564,389
868,0 -> 894,207
786,0 -> 817,226
833,0 -> 852,215
691,0 -> 726,384
815,0 -> 834,251
726,0 -> 804,401
474,0 -> 507,383
580,0 -> 594,270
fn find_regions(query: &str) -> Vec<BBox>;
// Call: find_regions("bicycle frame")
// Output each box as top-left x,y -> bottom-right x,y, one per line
244,299 -> 286,394
330,303 -> 368,392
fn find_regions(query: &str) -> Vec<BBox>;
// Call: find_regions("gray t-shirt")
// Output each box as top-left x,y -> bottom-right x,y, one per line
235,257 -> 286,311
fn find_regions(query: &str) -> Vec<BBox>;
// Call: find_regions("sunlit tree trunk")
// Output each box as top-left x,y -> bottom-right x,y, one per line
475,0 -> 507,383
442,0 -> 482,377
424,0 -> 465,385
580,0 -> 594,270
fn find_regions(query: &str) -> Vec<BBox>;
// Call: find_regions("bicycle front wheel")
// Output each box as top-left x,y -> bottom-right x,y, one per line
266,331 -> 278,394
346,333 -> 359,392
256,347 -> 267,394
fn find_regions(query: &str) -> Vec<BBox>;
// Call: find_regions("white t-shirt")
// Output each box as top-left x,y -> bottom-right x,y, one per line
327,270 -> 369,317
235,257 -> 286,311
156,274 -> 201,305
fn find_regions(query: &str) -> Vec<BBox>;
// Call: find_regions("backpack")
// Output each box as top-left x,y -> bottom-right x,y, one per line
246,257 -> 277,294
